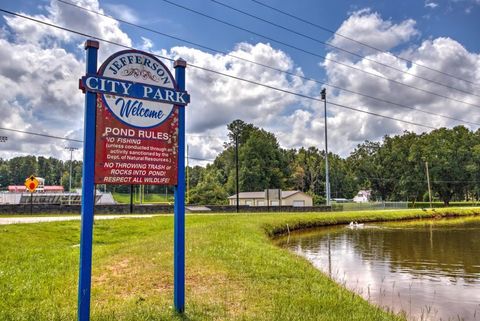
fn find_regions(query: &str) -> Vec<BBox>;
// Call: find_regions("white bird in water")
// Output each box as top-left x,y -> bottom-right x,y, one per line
348,221 -> 365,229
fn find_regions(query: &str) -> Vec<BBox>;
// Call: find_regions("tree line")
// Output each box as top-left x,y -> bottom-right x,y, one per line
1,121 -> 479,205
189,120 -> 480,205
0,155 -> 82,191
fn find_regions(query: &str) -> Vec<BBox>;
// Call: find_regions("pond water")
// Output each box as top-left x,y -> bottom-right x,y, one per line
278,217 -> 480,321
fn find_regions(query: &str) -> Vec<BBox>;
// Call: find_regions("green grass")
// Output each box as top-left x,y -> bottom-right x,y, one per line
112,193 -> 174,204
1,207 -> 479,320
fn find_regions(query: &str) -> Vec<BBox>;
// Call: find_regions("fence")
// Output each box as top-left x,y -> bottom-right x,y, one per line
0,192 -> 112,205
332,201 -> 409,212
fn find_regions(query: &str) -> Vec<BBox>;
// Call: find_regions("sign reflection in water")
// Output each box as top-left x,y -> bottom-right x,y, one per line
280,218 -> 480,321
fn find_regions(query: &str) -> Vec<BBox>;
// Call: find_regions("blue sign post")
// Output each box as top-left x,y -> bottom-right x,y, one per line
78,40 -> 98,321
78,39 -> 189,320
173,58 -> 186,313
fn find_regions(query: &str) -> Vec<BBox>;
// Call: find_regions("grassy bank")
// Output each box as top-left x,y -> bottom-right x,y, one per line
1,207 -> 478,320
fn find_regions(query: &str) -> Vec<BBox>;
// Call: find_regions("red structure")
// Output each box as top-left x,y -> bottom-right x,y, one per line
8,185 -> 64,193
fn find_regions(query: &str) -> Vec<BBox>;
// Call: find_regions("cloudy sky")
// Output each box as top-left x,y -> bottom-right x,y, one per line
0,0 -> 479,164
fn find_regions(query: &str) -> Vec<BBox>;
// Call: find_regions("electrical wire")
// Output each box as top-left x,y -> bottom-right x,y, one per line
250,0 -> 480,87
0,126 -> 226,143
0,126 -> 82,143
365,177 -> 480,184
0,8 -> 449,131
0,126 -> 220,163
187,156 -> 216,162
210,0 -> 480,98
159,0 -> 480,109
187,134 -> 227,139
54,0 -> 480,126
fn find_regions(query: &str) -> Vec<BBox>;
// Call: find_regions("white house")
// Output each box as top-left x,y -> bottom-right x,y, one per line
353,190 -> 371,203
228,190 -> 313,207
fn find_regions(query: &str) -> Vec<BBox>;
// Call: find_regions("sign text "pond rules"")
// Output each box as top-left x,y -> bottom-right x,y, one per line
81,75 -> 190,106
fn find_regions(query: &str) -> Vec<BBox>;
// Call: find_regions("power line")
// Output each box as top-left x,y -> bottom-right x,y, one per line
0,8 -> 444,130
366,177 -> 480,184
250,0 -> 480,88
55,0 -> 480,126
0,127 -> 214,161
210,0 -> 480,99
0,125 -> 226,143
159,0 -> 480,109
187,134 -> 227,139
187,156 -> 216,162
0,125 -> 225,156
0,126 -> 82,143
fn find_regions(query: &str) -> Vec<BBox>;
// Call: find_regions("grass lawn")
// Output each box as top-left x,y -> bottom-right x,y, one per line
1,207 -> 479,320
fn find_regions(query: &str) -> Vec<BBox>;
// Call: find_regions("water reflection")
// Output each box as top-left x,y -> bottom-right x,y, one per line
279,217 -> 480,321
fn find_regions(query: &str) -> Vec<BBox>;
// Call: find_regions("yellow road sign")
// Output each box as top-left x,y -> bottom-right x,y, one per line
25,175 -> 39,193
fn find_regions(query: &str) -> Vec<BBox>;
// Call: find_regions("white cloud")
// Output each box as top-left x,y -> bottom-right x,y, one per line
329,9 -> 419,57
0,0 -> 314,163
158,42 -> 317,162
318,12 -> 480,156
0,0 -> 133,160
104,3 -> 139,24
425,1 -> 439,9
140,36 -> 153,51
168,42 -> 311,132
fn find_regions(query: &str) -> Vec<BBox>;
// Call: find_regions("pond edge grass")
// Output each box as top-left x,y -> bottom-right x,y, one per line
262,207 -> 480,238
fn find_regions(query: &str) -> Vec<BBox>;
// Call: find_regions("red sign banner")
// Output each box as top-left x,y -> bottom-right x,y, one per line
93,50 -> 181,185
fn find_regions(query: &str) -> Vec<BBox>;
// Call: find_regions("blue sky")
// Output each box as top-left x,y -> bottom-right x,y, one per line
0,0 -> 479,163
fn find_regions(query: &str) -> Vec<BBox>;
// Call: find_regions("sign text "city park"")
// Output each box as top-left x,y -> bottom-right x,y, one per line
81,75 -> 190,106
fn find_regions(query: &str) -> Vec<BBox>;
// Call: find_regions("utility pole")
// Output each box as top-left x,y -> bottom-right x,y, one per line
65,146 -> 78,205
425,161 -> 433,208
321,88 -> 331,207
235,131 -> 239,213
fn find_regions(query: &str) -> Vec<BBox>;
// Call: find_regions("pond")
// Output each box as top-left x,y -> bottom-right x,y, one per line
278,217 -> 480,321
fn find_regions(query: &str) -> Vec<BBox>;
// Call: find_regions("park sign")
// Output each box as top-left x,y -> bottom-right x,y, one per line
81,50 -> 190,185
78,40 -> 189,321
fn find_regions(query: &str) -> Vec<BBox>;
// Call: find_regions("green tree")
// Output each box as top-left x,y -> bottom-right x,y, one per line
421,126 -> 473,205
226,119 -> 256,146
329,153 -> 357,199
189,166 -> 228,205
7,156 -> 38,184
347,141 -> 381,199
293,147 -> 324,194
0,159 -> 10,188
239,129 -> 288,191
